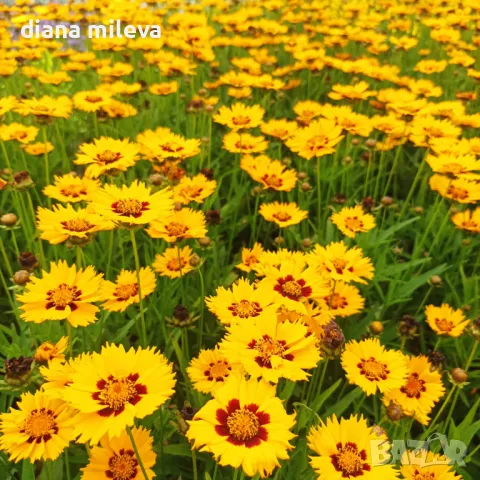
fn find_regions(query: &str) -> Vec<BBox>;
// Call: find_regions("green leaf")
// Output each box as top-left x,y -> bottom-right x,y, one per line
310,379 -> 342,415
162,443 -> 193,457
394,264 -> 449,299
375,217 -> 420,244
112,319 -> 137,343
323,387 -> 363,419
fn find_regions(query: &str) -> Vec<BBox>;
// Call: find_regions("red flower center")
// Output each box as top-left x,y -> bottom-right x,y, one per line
274,275 -> 312,301
331,442 -> 371,477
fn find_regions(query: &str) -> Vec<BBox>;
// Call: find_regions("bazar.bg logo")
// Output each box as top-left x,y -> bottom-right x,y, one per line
20,19 -> 162,39
370,433 -> 467,467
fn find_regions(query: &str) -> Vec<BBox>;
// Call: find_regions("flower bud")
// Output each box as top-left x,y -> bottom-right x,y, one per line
302,238 -> 312,249
0,213 -> 17,226
149,173 -> 163,186
189,254 -> 201,267
19,252 -> 39,270
429,275 -> 442,286
386,402 -> 404,422
381,196 -> 393,206
198,237 -> 211,247
452,368 -> 468,384
13,270 -> 30,285
301,182 -> 312,192
369,321 -> 384,335
365,138 -> 376,148
321,321 -> 345,358
297,172 -> 307,180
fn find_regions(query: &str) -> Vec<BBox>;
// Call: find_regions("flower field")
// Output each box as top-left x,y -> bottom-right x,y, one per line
1,0 -> 480,479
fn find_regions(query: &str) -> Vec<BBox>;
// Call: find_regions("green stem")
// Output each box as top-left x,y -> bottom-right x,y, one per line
316,158 -> 321,238
197,266 -> 205,352
192,448 -> 198,480
126,425 -> 149,480
130,229 -> 147,347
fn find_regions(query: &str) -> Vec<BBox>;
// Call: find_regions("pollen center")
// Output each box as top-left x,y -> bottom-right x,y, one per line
435,317 -> 453,332
166,222 -> 188,236
112,199 -> 147,217
108,450 -> 138,480
447,186 -> 468,201
232,115 -> 251,126
114,283 -> 138,300
412,469 -> 436,480
307,135 -> 328,151
332,442 -> 369,477
282,280 -> 302,297
85,95 -> 102,103
401,373 -> 426,399
205,360 -> 231,381
261,174 -> 283,188
228,300 -> 262,318
358,357 -> 390,381
345,216 -> 364,231
97,149 -> 120,164
329,293 -> 348,310
46,284 -> 81,309
273,211 -> 292,222
99,378 -> 137,411
23,409 -> 57,440
60,185 -> 87,198
274,275 -> 312,301
62,218 -> 93,232
227,408 -> 259,441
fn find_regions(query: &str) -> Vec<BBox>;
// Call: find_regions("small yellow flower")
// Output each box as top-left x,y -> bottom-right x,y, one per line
34,337 -> 69,364
425,304 -> 470,337
259,201 -> 308,227
331,205 -> 376,238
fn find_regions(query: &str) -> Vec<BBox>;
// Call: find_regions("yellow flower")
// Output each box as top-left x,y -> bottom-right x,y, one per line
306,241 -> 374,284
0,391 -> 75,462
186,376 -> 296,478
0,123 -> 38,144
383,355 -> 445,425
37,204 -> 115,245
74,137 -> 140,178
241,155 -> 298,192
331,206 -> 376,238
102,100 -> 138,119
100,267 -> 156,313
260,118 -> 298,140
147,208 -> 207,242
425,304 -> 470,337
43,174 -> 100,203
153,245 -> 195,279
307,415 -> 398,480
328,81 -> 377,101
293,100 -> 323,125
89,180 -> 173,227
451,208 -> 480,233
149,81 -> 179,95
426,153 -> 480,176
214,102 -> 265,130
0,96 -> 18,116
429,174 -> 480,204
62,343 -> 175,443
341,338 -> 408,395
17,261 -> 103,327
206,277 -> 278,326
23,141 -> 54,155
414,59 -> 448,74
173,173 -> 217,204
34,336 -> 68,364
317,281 -> 365,318
187,348 -> 243,394
81,426 -> 157,480
259,201 -> 308,227
222,131 -> 269,154
236,242 -> 264,273
73,89 -> 112,112
400,450 -> 462,480
286,118 -> 344,160
15,95 -> 72,118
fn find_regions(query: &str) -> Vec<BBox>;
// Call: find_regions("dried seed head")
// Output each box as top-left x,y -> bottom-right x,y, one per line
4,356 -> 34,386
398,314 -> 419,338
19,252 -> 39,270
427,350 -> 446,372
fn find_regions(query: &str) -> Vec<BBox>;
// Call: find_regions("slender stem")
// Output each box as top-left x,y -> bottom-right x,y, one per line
92,112 -> 99,138
42,127 -> 50,194
426,384 -> 456,435
197,266 -> 205,352
316,158 -> 321,237
192,449 -> 198,480
65,449 -> 71,480
177,243 -> 186,304
130,229 -> 147,347
126,425 -> 149,480
397,153 -> 427,221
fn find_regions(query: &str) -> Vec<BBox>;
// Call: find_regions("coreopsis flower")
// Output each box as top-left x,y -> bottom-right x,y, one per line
400,450 -> 462,480
186,376 -> 296,478
252,249 -> 307,277
15,95 -> 72,118
383,355 -> 445,426
259,201 -> 308,227
43,174 -> 101,203
331,205 -> 376,238
89,181 -> 173,227
429,174 -> 480,204
187,348 -> 243,394
38,71 -> 72,85
257,260 -> 329,313
40,357 -> 82,400
37,204 -> 115,245
409,116 -> 461,147
236,242 -> 264,273
73,89 -> 112,112
241,155 -> 298,192
414,59 -> 448,74
220,308 -> 320,383
153,245 -> 195,278
149,81 -> 179,95
328,81 -> 377,101
62,343 -> 175,443
451,207 -> 480,232
286,118 -> 344,159
34,336 -> 68,364
81,426 -> 156,480
371,114 -> 408,138
317,281 -> 365,318
17,261 -> 103,327
74,137 -> 140,178
147,208 -> 207,242
341,338 -> 408,395
97,62 -> 134,77
173,173 -> 217,204
206,277 -> 278,325
0,391 -> 75,462
293,100 -> 323,125
425,304 -> 470,337
306,241 -> 374,284
222,131 -> 269,154
426,153 -> 480,176
260,118 -> 298,140
23,141 -> 54,156
307,415 -> 398,480
0,123 -> 38,144
214,102 -> 265,130
102,100 -> 138,119
0,96 -> 18,116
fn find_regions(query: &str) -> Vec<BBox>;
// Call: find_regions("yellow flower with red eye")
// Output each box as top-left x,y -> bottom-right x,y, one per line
451,208 -> 480,233
328,81 -> 377,101
149,81 -> 179,95
0,123 -> 38,144
214,102 -> 265,130
89,180 -> 173,227
259,201 -> 308,227
331,206 -> 376,238
74,137 -> 140,178
260,118 -> 298,140
15,95 -> 72,119
16,261 -> 104,327
147,208 -> 207,242
425,304 -> 470,338
429,174 -> 480,204
173,173 -> 217,204
153,245 -> 195,279
23,142 -> 54,155
222,131 -> 269,154
73,89 -> 112,112
43,174 -> 100,203
236,242 -> 264,273
34,337 -> 68,364
100,267 -> 156,313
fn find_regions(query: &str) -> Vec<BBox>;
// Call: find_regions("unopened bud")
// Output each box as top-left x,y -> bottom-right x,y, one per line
429,275 -> 442,286
13,270 -> 30,285
1,213 -> 17,226
302,238 -> 312,248
381,196 -> 393,206
198,237 -> 211,247
452,368 -> 468,384
369,321 -> 384,334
